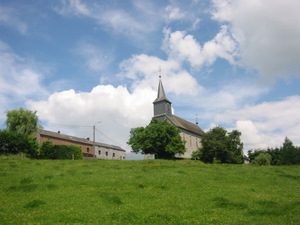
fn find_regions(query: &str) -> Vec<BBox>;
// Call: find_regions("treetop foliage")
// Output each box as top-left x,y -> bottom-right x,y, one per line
127,119 -> 185,159
196,126 -> 244,164
5,107 -> 40,135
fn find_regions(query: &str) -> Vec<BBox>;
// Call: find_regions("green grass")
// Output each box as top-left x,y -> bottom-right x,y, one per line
0,156 -> 300,224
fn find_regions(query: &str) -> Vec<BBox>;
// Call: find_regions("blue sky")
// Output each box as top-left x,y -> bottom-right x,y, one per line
1,0 -> 300,153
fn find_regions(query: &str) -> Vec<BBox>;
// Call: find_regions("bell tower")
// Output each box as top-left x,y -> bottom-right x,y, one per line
153,76 -> 172,117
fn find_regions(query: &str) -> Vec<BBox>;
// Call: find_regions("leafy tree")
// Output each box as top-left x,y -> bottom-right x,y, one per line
0,129 -> 38,157
198,126 -> 243,164
5,108 -> 41,135
127,119 -> 186,159
252,153 -> 272,165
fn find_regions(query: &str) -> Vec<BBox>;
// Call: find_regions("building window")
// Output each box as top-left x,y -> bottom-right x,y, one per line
87,147 -> 90,153
190,136 -> 192,146
196,138 -> 199,148
113,153 -> 115,157
98,150 -> 101,155
106,151 -> 108,156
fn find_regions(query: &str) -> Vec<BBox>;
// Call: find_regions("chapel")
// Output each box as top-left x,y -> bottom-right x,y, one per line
152,77 -> 205,158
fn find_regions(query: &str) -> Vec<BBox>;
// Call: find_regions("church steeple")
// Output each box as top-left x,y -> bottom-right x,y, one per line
153,76 -> 172,117
153,78 -> 171,104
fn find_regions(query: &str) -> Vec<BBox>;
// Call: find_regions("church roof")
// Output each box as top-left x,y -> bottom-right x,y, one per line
167,115 -> 205,136
153,79 -> 171,103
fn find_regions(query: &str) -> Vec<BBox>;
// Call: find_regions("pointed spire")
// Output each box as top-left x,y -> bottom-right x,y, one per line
153,70 -> 171,103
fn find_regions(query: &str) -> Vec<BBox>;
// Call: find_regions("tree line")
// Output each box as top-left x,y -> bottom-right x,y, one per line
248,137 -> 300,165
0,108 -> 82,159
128,119 -> 299,165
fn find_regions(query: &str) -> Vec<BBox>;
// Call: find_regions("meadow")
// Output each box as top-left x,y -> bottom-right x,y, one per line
0,155 -> 299,224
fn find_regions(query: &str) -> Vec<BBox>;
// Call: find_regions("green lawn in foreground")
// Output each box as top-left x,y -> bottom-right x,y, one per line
0,155 -> 299,224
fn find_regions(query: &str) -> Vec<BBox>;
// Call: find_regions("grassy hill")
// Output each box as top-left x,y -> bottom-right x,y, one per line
0,155 -> 299,224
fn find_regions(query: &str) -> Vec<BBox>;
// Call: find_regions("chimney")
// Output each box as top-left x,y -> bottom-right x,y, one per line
58,131 -> 60,134
87,137 -> 90,140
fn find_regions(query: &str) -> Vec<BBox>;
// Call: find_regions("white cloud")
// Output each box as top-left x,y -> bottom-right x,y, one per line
0,41 -> 47,113
211,0 -> 300,82
118,53 -> 202,96
215,96 -> 300,150
162,25 -> 238,68
27,85 -> 155,151
0,5 -> 27,34
165,5 -> 186,20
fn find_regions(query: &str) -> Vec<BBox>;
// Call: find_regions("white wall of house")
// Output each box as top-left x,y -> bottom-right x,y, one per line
95,145 -> 126,160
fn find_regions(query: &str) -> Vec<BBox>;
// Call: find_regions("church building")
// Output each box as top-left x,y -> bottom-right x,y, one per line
152,78 -> 204,158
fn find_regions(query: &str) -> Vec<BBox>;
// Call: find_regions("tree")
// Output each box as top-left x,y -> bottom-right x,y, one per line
198,126 -> 243,164
127,119 -> 186,159
252,153 -> 272,165
0,129 -> 39,157
281,137 -> 299,165
5,108 -> 41,135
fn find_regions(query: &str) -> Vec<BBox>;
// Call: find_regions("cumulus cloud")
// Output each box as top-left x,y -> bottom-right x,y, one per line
215,96 -> 300,151
0,5 -> 28,34
211,0 -> 300,82
0,41 -> 47,114
162,25 -> 238,68
27,85 -> 155,150
119,53 -> 202,96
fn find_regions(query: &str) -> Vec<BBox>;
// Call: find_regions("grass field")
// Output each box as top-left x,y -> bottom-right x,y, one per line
0,155 -> 300,224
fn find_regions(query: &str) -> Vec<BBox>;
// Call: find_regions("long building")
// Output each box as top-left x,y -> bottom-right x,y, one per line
36,129 -> 126,160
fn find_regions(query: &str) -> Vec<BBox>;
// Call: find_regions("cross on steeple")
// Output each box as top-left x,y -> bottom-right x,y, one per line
158,66 -> 162,79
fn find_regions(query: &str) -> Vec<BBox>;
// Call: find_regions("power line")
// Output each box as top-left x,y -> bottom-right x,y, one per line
95,127 -> 123,147
47,122 -> 92,128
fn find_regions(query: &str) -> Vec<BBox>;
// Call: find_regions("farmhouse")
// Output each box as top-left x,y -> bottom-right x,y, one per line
36,129 -> 126,160
152,78 -> 204,158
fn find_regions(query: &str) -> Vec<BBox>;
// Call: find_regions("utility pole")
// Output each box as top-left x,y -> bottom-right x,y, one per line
93,121 -> 101,158
93,125 -> 95,158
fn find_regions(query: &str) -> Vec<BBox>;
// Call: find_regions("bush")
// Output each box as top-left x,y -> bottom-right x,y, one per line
191,150 -> 202,160
40,141 -> 55,159
252,153 -> 272,165
0,129 -> 38,158
54,145 -> 83,160
40,141 -> 83,160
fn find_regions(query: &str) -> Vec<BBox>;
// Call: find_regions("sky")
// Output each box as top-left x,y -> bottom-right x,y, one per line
1,0 -> 300,156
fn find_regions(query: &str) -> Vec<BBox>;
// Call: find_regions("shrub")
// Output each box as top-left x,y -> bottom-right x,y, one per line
53,145 -> 83,160
40,141 -> 83,160
0,129 -> 39,158
252,153 -> 272,165
191,150 -> 202,160
40,141 -> 55,159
